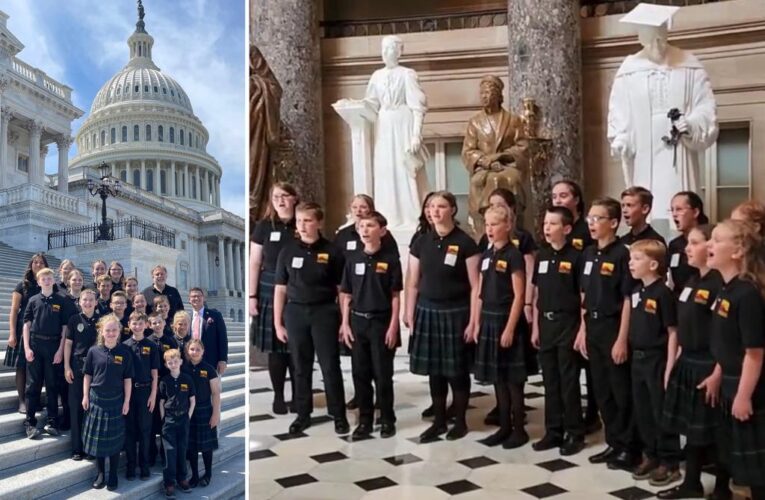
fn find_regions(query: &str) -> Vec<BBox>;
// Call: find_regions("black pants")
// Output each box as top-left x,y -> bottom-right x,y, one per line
126,385 -> 153,472
150,393 -> 163,461
350,312 -> 396,425
538,314 -> 584,438
162,414 -> 189,485
286,302 -> 346,419
69,364 -> 85,454
56,362 -> 69,424
585,315 -> 637,452
25,337 -> 60,427
632,350 -> 681,465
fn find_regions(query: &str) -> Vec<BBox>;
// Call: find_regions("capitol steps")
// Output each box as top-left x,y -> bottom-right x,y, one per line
0,242 -> 62,278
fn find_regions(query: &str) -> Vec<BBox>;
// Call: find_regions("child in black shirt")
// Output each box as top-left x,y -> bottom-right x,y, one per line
667,192 -> 708,295
620,186 -> 667,247
96,275 -> 114,316
148,311 -> 178,466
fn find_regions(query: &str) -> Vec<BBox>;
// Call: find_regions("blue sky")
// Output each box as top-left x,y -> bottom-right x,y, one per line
3,0 -> 246,217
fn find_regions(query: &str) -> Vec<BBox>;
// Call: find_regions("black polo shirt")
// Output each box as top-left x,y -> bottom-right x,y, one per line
479,242 -> 524,308
340,247 -> 403,313
174,334 -> 191,361
275,236 -> 344,305
676,270 -> 722,351
150,332 -> 179,377
668,235 -> 698,295
57,292 -> 80,322
533,242 -> 583,314
409,230 -> 429,250
84,343 -> 134,390
142,284 -> 184,319
710,276 -> 765,379
67,312 -> 100,360
15,281 -> 41,314
96,298 -> 111,317
411,226 -> 479,302
581,239 -> 633,317
620,224 -> 667,248
628,279 -> 677,350
24,291 -> 68,337
183,361 -> 218,406
333,224 -> 400,257
159,372 -> 196,415
57,281 -> 68,293
252,218 -> 296,272
568,217 -> 593,252
123,336 -> 160,384
479,228 -> 537,256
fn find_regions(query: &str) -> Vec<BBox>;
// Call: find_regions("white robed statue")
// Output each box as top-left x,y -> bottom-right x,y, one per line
608,3 -> 718,226
364,35 -> 429,229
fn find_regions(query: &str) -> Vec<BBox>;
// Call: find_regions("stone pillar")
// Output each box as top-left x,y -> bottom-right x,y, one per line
27,121 -> 42,184
184,163 -> 190,198
199,239 -> 209,291
225,238 -> 234,294
216,181 -> 221,207
154,161 -> 161,194
507,0 -> 582,224
140,159 -> 146,189
39,145 -> 48,184
232,241 -> 241,292
240,242 -> 246,291
217,237 -> 227,290
252,0 -> 325,204
0,106 -> 11,188
201,169 -> 209,203
55,135 -> 72,193
111,162 -> 117,179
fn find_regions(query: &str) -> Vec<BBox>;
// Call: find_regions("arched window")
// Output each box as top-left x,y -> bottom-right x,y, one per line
192,175 -> 197,199
92,134 -> 96,149
110,128 -> 116,144
179,129 -> 184,146
169,127 -> 175,144
134,85 -> 139,93
153,86 -> 158,93
196,135 -> 199,149
160,171 -> 167,194
138,44 -> 142,57
121,126 -> 127,142
144,85 -> 149,92
188,132 -> 192,147
145,125 -> 152,141
158,125 -> 164,142
133,125 -> 139,141
132,169 -> 141,187
100,131 -> 105,146
146,169 -> 154,192
120,170 -> 127,182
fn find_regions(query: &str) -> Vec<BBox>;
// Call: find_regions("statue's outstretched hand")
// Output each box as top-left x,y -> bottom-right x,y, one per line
610,136 -> 632,159
408,136 -> 422,154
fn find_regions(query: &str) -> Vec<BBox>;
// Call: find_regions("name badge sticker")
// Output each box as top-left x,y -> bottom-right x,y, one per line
670,253 -> 680,268
584,262 -> 593,275
269,231 -> 281,242
538,261 -> 549,274
444,253 -> 457,267
631,292 -> 640,309
291,257 -> 304,269
346,241 -> 357,251
355,263 -> 365,275
679,287 -> 692,302
481,258 -> 490,271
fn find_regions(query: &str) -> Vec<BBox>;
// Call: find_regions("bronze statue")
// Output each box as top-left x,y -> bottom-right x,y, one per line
250,45 -> 282,220
462,76 -> 529,232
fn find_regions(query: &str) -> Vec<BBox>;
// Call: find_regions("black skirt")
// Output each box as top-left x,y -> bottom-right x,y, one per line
661,351 -> 718,446
251,271 -> 289,354
3,321 -> 26,368
83,388 -> 126,458
409,299 -> 472,378
716,377 -> 765,487
189,401 -> 218,452
474,308 -> 527,384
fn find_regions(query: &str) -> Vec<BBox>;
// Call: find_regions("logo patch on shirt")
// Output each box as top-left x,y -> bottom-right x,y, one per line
163,344 -> 170,351
77,323 -> 85,333
142,346 -> 151,355
600,262 -> 614,276
375,262 -> 388,273
512,238 -> 520,248
447,245 -> 459,255
717,299 -> 730,318
316,253 -> 329,264
495,260 -> 508,272
559,261 -> 572,273
180,383 -> 189,392
694,289 -> 710,304
572,238 -> 583,250
200,370 -> 208,378
644,299 -> 657,314
52,304 -> 61,312
114,355 -> 123,365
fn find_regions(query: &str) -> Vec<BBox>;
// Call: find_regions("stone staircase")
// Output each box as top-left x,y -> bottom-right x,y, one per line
0,242 -> 246,499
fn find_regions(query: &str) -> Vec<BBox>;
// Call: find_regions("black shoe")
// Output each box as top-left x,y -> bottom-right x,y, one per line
483,406 -> 500,426
288,417 -> 311,434
706,491 -> 732,500
588,446 -> 617,464
126,470 -> 136,481
272,399 -> 288,415
199,475 -> 211,487
559,435 -> 586,456
189,476 -> 199,488
92,473 -> 106,489
656,483 -> 704,499
177,480 -> 191,493
584,418 -> 602,435
532,433 -> 563,451
502,429 -> 529,449
346,397 -> 358,410
419,423 -> 447,443
607,451 -> 639,471
107,480 -> 118,492
478,430 -> 510,447
140,468 -> 151,480
26,424 -> 41,440
43,423 -> 60,436
351,423 -> 372,440
334,418 -> 350,435
71,452 -> 85,461
380,423 -> 396,439
421,405 -> 434,419
446,423 -> 468,441
165,484 -> 176,498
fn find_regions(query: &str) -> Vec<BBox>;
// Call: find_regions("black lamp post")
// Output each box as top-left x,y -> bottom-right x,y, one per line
87,162 -> 120,241
215,255 -> 220,267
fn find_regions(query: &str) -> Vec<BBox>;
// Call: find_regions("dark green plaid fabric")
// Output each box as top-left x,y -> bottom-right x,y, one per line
252,271 -> 289,354
189,401 -> 218,452
3,324 -> 26,368
409,300 -> 471,378
661,351 -> 718,445
83,388 -> 126,457
717,384 -> 765,487
473,309 -> 527,384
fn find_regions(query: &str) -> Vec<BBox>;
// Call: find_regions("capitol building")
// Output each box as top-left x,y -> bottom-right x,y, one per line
0,7 -> 245,318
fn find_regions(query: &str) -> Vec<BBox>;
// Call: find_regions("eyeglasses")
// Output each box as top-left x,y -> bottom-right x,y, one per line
272,194 -> 294,201
585,215 -> 612,224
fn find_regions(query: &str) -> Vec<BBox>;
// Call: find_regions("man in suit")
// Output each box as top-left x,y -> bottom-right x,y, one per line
188,287 -> 228,375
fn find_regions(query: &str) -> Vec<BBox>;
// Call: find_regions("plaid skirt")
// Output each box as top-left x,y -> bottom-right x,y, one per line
474,308 -> 527,384
3,323 -> 26,368
189,401 -> 218,452
661,350 -> 718,445
252,271 -> 289,354
409,299 -> 472,378
83,388 -> 126,457
716,377 -> 765,487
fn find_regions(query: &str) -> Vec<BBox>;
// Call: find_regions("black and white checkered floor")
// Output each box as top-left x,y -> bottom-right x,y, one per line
250,355 -> 716,499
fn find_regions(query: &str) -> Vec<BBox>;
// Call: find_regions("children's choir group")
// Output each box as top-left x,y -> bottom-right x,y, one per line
3,260 -> 224,498
251,180 -> 765,500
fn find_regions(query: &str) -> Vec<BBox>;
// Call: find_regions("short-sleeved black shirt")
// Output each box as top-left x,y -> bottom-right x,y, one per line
668,235 -> 698,295
96,298 -> 111,317
479,242 -> 525,308
581,239 -> 633,317
628,279 -> 677,350
620,224 -> 667,248
479,228 -> 537,256
14,281 -> 41,319
275,237 -> 344,304
159,372 -> 196,415
409,230 -> 429,250
676,270 -> 722,351
24,292 -> 68,337
568,217 -> 594,252
252,218 -> 297,272
411,226 -> 479,302
183,361 -> 218,406
710,276 -> 765,378
174,334 -> 191,362
340,248 -> 403,313
59,292 -> 81,323
67,312 -> 100,360
84,343 -> 134,390
334,224 -> 400,257
142,284 -> 184,320
150,332 -> 179,377
533,243 -> 583,314
123,336 -> 161,384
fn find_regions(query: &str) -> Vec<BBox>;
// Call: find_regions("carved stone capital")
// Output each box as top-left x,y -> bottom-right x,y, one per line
56,135 -> 74,149
0,105 -> 11,125
0,74 -> 10,94
40,145 -> 49,156
26,120 -> 43,136
8,131 -> 19,146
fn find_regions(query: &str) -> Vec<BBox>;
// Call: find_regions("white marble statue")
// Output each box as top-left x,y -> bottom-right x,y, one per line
608,3 -> 718,224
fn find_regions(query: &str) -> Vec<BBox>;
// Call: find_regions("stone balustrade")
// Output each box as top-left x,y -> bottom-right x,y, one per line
11,57 -> 74,103
0,183 -> 86,216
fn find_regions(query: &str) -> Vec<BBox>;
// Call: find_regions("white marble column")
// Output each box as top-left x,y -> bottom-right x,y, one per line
215,179 -> 221,207
140,159 -> 146,189
56,136 -> 72,193
240,242 -> 246,291
154,161 -> 161,194
0,107 -> 11,189
110,161 -> 117,179
197,167 -> 203,201
232,241 -> 241,292
27,121 -> 42,184
170,161 -> 176,196
217,237 -> 227,290
225,238 -> 234,294
39,145 -> 48,184
201,170 -> 209,203
184,163 -> 190,198
199,239 -> 209,291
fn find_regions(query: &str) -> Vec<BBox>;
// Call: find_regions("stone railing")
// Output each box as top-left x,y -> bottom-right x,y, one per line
0,183 -> 87,216
10,57 -> 73,103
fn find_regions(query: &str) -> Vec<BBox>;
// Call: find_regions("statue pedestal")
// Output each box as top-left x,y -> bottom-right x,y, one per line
332,99 -> 376,197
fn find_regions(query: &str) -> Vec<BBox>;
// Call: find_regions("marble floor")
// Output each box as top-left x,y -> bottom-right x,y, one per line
250,355 -> 717,500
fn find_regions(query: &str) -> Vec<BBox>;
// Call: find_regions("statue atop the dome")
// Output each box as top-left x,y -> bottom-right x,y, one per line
136,0 -> 146,32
